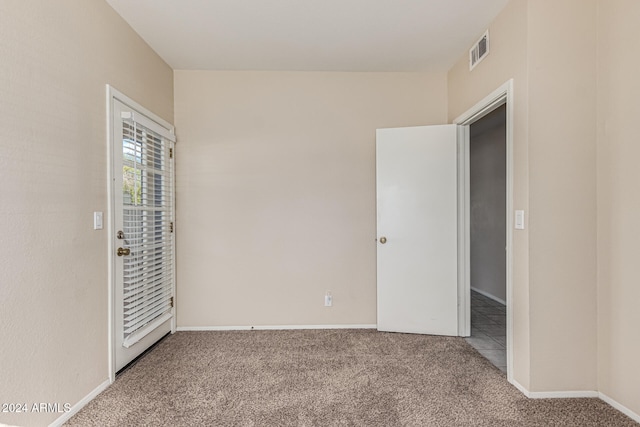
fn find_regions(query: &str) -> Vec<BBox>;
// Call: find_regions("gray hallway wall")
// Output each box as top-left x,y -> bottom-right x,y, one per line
470,105 -> 507,302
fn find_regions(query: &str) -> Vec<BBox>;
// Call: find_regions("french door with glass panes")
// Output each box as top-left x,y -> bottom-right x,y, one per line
111,97 -> 175,372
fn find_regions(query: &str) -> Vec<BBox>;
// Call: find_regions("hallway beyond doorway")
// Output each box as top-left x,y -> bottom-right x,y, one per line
465,290 -> 506,373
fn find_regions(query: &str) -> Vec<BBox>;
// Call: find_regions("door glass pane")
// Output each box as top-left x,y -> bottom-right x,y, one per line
121,120 -> 173,342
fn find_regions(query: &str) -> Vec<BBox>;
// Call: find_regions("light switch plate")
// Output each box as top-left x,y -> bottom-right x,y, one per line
94,212 -> 103,230
515,210 -> 525,230
324,292 -> 332,307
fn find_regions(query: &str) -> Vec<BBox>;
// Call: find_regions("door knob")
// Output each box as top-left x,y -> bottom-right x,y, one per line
117,247 -> 131,256
379,237 -> 387,244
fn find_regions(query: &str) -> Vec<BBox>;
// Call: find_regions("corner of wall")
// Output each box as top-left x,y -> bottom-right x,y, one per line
447,0 -> 531,392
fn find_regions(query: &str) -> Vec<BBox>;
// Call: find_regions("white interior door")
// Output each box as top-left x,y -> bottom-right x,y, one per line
112,98 -> 175,372
376,125 -> 458,336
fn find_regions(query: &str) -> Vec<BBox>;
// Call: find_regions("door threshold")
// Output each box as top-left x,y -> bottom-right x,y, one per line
115,332 -> 171,377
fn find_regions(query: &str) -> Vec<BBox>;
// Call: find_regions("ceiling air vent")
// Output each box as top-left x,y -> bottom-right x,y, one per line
469,30 -> 489,71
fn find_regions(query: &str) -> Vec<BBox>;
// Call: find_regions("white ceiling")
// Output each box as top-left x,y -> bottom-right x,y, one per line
106,0 -> 509,72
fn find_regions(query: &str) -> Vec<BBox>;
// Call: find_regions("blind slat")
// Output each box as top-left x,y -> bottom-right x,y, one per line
124,290 -> 172,320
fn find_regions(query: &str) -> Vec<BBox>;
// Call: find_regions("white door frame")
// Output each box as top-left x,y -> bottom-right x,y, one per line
454,79 -> 514,383
106,85 -> 177,383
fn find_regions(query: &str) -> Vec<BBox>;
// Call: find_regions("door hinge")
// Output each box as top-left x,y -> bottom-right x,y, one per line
169,147 -> 173,159
170,296 -> 174,308
169,222 -> 174,233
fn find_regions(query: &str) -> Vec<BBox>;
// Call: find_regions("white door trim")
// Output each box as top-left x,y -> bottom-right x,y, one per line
106,85 -> 176,383
453,79 -> 514,383
456,125 -> 470,339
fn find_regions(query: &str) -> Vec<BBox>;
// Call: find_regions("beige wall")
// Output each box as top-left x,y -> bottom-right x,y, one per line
527,0 -> 598,392
448,0 -> 532,389
0,1 -> 173,426
174,71 -> 447,328
597,0 -> 640,416
449,0 -> 601,394
2,0 -> 638,422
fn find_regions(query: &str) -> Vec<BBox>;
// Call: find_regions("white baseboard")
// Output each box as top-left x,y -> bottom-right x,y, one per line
528,390 -> 599,399
511,380 -> 639,422
510,379 -> 597,398
510,379 -> 530,397
471,287 -> 506,305
49,379 -> 110,427
599,392 -> 640,423
177,324 -> 377,332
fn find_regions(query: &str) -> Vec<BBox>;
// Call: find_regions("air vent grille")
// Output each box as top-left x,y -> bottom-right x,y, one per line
469,30 -> 489,71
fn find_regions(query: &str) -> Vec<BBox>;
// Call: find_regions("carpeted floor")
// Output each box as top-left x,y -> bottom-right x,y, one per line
67,330 -> 637,426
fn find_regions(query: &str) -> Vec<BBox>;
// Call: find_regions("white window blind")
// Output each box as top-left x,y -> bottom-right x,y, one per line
121,118 -> 174,348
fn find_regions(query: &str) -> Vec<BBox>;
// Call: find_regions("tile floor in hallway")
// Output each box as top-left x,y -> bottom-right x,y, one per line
465,290 -> 507,373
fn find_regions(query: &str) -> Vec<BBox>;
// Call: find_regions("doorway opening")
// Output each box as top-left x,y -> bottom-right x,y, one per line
465,105 -> 507,373
454,79 -> 514,382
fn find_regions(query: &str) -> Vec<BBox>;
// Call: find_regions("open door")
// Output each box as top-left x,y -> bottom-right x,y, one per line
376,125 -> 459,336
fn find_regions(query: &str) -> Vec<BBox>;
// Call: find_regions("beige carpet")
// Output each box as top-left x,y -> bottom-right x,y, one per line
67,330 -> 636,426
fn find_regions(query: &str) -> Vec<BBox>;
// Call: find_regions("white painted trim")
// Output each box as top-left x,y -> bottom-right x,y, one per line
107,85 -> 175,139
529,390 -> 599,399
490,379 -> 639,422
511,380 -> 598,399
456,125 -> 471,337
470,286 -> 506,306
48,380 -> 110,427
454,80 -> 511,125
177,324 -> 378,332
454,79 -> 514,384
511,379 -> 530,397
504,81 -> 515,385
599,393 -> 640,423
170,139 -> 177,335
106,85 -> 116,384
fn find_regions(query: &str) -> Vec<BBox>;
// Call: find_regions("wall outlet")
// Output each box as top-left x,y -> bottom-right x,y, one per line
324,292 -> 332,307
